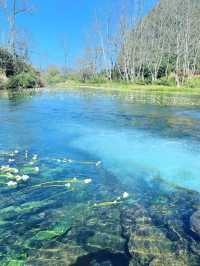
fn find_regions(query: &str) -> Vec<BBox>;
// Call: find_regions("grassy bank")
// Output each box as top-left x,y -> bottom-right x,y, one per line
49,79 -> 200,95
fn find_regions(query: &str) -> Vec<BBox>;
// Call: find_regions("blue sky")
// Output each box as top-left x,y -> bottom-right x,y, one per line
11,0 -> 157,68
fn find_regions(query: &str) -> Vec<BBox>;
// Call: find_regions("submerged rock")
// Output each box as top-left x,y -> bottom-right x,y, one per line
190,209 -> 200,238
121,201 -> 193,266
149,256 -> 188,266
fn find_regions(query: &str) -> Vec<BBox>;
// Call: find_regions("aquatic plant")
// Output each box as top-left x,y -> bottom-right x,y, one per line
83,178 -> 92,184
65,183 -> 71,188
15,175 -> 30,182
33,230 -> 61,241
55,157 -> 102,167
32,154 -> 38,161
8,159 -> 15,163
0,166 -> 19,174
7,180 -> 17,188
122,192 -> 129,199
0,172 -> 14,179
93,192 -> 130,208
0,148 -> 200,265
94,200 -> 118,207
22,166 -> 39,174
28,177 -> 93,191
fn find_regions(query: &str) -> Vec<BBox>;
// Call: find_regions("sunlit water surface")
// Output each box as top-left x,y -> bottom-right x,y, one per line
0,88 -> 200,265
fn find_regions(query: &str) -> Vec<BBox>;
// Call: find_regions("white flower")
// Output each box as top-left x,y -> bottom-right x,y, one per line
22,175 -> 30,181
32,154 -> 38,160
65,183 -> 71,188
7,181 -> 17,187
63,159 -> 73,163
15,175 -> 30,182
83,178 -> 92,184
122,192 -> 129,199
14,150 -> 19,154
96,161 -> 102,166
12,168 -> 19,174
34,167 -> 39,172
8,159 -> 15,163
25,150 -> 28,159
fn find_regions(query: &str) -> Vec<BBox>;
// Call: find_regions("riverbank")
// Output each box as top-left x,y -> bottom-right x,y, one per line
50,79 -> 200,95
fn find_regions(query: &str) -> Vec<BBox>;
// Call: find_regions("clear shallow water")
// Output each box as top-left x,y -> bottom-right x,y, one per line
1,89 -> 200,191
0,88 -> 200,265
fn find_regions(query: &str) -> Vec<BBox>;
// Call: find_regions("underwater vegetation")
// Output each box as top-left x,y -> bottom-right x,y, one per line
0,149 -> 200,266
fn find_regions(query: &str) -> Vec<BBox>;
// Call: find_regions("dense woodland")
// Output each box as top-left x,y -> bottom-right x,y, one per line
0,0 -> 200,89
75,0 -> 200,87
117,0 -> 200,86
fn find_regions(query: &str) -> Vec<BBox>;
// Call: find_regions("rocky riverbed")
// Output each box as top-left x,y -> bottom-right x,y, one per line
0,149 -> 200,265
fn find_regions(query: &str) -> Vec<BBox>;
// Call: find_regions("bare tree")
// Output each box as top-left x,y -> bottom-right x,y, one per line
118,0 -> 200,85
77,0 -> 200,86
5,0 -> 33,54
60,36 -> 69,74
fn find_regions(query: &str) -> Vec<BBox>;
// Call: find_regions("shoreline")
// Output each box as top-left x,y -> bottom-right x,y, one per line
47,80 -> 200,95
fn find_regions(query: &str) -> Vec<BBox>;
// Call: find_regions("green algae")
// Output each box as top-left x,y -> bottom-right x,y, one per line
31,220 -> 72,242
0,173 -> 14,179
32,230 -> 60,241
6,260 -> 25,266
21,166 -> 39,175
0,199 -> 55,221
33,227 -> 69,242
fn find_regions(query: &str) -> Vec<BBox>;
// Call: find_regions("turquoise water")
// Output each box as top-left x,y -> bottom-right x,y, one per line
0,89 -> 200,265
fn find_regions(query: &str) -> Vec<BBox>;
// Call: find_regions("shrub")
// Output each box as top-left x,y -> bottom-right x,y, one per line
136,79 -> 151,85
0,48 -> 32,76
44,74 -> 66,85
0,79 -> 7,90
184,77 -> 200,88
43,66 -> 68,85
0,69 -> 8,90
0,48 -> 42,89
152,74 -> 176,87
7,71 -> 41,89
0,48 -> 16,77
